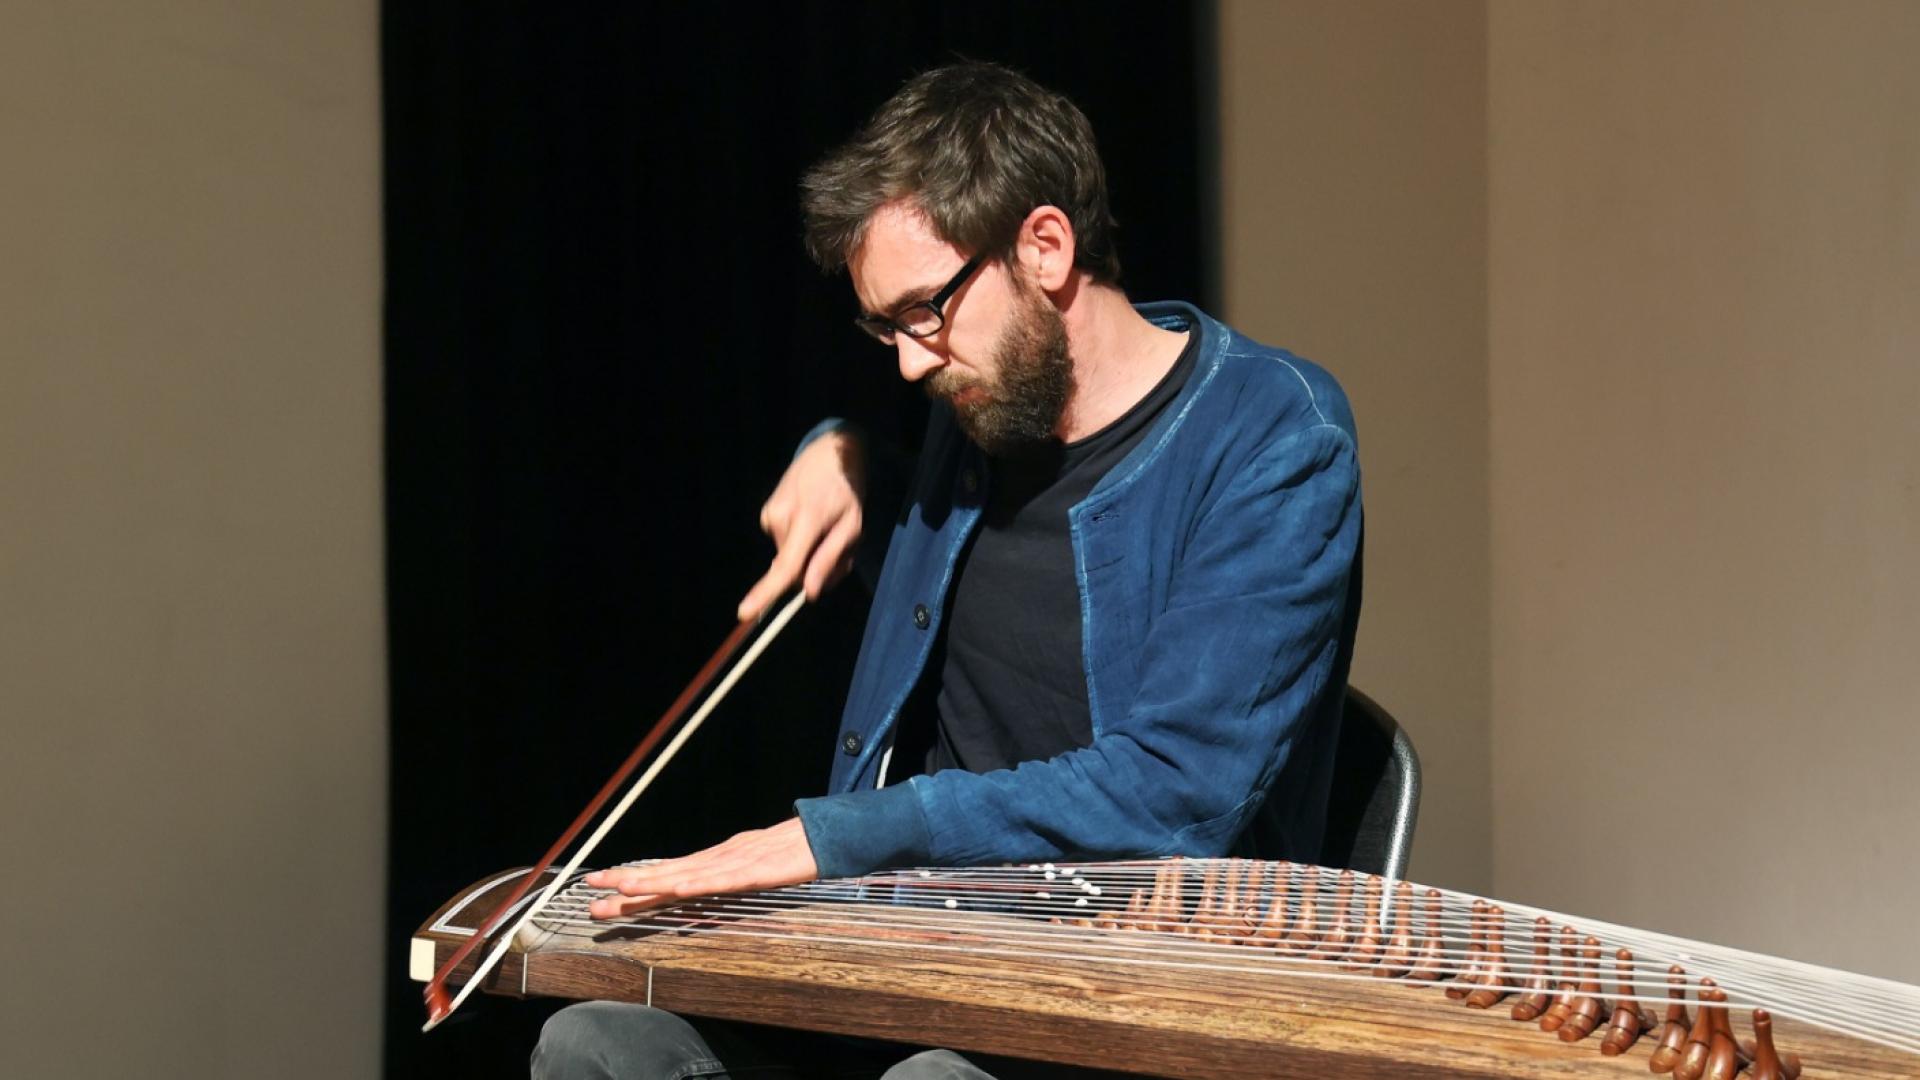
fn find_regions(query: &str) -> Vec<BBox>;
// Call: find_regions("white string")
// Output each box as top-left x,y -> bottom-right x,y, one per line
568,899 -> 1904,1037
532,906 -> 1917,1055
754,863 -> 1917,1006
497,857 -> 1920,1056
531,894 -> 1916,1047
421,592 -> 806,1033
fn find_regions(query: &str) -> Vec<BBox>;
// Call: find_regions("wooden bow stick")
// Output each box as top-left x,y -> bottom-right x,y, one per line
421,589 -> 806,1030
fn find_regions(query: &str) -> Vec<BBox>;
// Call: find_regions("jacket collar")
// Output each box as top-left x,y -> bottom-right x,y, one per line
1085,300 -> 1227,503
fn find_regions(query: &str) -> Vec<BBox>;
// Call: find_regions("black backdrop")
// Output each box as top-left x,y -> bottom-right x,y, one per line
381,4 -> 1214,1074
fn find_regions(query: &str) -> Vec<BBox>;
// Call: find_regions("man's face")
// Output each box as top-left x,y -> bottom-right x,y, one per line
849,202 -> 1072,455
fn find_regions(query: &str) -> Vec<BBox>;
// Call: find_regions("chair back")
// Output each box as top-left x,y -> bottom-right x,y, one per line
1320,686 -> 1420,881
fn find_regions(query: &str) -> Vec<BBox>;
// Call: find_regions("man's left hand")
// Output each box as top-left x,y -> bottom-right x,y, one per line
582,817 -> 819,919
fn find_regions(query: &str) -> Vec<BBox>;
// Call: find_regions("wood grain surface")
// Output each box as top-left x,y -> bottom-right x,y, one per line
413,870 -> 1918,1079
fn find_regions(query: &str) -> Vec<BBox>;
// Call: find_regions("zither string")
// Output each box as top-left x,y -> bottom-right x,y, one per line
513,859 -> 1920,1055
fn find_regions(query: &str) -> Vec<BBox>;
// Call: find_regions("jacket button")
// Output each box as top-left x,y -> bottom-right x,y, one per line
912,603 -> 931,629
841,731 -> 863,756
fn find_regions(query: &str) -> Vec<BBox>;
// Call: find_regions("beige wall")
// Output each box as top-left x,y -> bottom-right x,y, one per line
1489,1 -> 1920,981
1224,0 -> 1920,981
0,3 -> 385,1076
1219,0 -> 1494,893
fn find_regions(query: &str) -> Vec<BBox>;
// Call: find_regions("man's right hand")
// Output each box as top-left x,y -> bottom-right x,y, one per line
736,429 -> 867,622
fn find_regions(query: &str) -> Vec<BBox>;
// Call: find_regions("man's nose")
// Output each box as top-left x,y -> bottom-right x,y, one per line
895,334 -> 944,383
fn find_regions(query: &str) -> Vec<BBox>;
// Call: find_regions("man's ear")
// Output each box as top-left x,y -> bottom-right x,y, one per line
1015,205 -> 1076,293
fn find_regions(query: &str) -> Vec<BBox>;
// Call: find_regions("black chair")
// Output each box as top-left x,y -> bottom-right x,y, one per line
1320,686 -> 1421,882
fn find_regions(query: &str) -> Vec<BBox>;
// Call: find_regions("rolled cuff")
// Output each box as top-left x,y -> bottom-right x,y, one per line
794,781 -> 934,879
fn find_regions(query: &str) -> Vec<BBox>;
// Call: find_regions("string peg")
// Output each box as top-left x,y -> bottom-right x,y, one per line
1148,862 -> 1184,934
1141,869 -> 1165,930
1539,926 -> 1581,1032
1211,862 -> 1247,942
1282,889 -> 1321,953
1252,881 -> 1290,946
1204,863 -> 1245,943
1557,936 -> 1607,1041
1240,862 -> 1268,931
1373,881 -> 1417,978
1511,917 -> 1555,1021
1404,888 -> 1449,983
1256,862 -> 1293,946
1266,862 -> 1292,934
1464,904 -> 1514,1008
1447,899 -> 1490,1000
1141,864 -> 1166,930
1228,862 -> 1269,945
1220,859 -> 1243,920
1746,1009 -> 1802,1080
1314,869 -> 1358,960
1600,948 -> 1649,1055
1168,861 -> 1193,934
1702,986 -> 1740,1080
1189,863 -> 1223,939
1673,977 -> 1720,1080
1648,965 -> 1693,1074
1345,875 -> 1385,971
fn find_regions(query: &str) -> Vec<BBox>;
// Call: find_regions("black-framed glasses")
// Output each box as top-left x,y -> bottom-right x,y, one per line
853,254 -> 986,345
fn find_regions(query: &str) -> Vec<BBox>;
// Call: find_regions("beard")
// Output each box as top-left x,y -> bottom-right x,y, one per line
925,280 -> 1074,456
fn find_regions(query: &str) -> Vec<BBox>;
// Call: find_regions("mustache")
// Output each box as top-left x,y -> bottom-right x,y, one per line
925,370 -> 982,404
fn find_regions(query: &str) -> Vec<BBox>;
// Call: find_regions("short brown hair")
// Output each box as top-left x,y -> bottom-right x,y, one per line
801,61 -> 1122,284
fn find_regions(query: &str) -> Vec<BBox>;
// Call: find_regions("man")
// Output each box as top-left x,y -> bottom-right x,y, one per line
534,61 -> 1362,1079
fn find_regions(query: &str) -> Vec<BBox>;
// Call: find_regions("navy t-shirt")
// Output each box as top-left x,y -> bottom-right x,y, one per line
905,332 -> 1198,776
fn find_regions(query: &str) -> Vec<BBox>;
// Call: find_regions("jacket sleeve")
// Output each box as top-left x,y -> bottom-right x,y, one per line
795,421 -> 1361,877
793,417 -> 913,593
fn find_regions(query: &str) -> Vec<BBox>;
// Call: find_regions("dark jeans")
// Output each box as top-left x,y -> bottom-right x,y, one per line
530,1002 -> 995,1080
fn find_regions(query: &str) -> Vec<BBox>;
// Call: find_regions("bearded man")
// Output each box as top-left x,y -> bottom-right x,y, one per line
534,61 -> 1363,1080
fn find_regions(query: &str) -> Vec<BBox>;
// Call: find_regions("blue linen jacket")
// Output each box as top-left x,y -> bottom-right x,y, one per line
794,301 -> 1363,879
